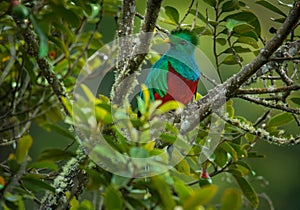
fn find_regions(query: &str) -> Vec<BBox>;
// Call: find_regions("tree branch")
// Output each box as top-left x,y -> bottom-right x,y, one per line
236,85 -> 300,95
237,95 -> 300,114
111,0 -> 163,105
177,1 -> 300,134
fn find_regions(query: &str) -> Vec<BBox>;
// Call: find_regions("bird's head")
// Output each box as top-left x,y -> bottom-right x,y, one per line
167,29 -> 199,55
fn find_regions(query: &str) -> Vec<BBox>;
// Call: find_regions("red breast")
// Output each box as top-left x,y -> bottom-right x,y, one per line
154,62 -> 199,105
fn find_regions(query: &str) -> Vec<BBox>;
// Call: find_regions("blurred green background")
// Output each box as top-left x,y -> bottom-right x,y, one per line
21,0 -> 300,209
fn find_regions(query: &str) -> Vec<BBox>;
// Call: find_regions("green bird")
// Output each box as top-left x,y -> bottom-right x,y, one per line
143,29 -> 200,105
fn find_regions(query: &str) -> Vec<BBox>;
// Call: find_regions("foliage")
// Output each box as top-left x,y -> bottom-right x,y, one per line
0,0 -> 299,209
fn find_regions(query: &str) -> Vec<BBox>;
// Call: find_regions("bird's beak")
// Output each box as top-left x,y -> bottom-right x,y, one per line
164,37 -> 170,43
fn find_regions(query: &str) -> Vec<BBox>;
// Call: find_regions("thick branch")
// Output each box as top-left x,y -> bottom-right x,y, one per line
236,85 -> 300,94
111,0 -> 163,105
177,1 -> 300,134
21,28 -> 69,115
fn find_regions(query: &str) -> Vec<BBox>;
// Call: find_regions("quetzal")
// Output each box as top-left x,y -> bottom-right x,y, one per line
144,29 -> 200,106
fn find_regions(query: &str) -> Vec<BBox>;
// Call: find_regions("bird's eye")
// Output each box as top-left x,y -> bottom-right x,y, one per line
180,40 -> 187,45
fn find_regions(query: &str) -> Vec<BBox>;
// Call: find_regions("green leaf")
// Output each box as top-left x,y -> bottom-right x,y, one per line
236,36 -> 259,48
221,142 -> 238,161
44,123 -> 75,140
104,185 -> 123,210
176,159 -> 190,175
28,161 -> 58,171
164,6 -> 179,24
233,23 -> 255,34
204,0 -> 217,7
233,175 -> 259,208
182,185 -> 218,209
226,18 -> 246,31
216,38 -> 227,46
16,135 -> 33,164
222,46 -> 252,54
85,168 -> 108,190
151,175 -> 176,210
221,0 -> 240,12
267,112 -> 293,127
37,148 -> 76,161
173,178 -> 193,203
256,0 -> 287,17
214,147 -> 228,167
226,100 -> 235,118
235,161 -> 254,175
221,188 -> 242,210
222,55 -> 242,65
225,11 -> 261,37
229,142 -> 247,158
193,26 -> 213,35
21,174 -> 55,192
129,147 -> 148,158
29,15 -> 48,58
290,97 -> 300,105
156,100 -> 184,114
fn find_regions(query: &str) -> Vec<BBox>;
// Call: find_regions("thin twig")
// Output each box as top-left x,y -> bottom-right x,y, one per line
135,12 -> 169,34
177,0 -> 195,29
238,95 -> 300,114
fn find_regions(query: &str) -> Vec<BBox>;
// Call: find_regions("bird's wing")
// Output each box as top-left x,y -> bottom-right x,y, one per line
144,55 -> 169,100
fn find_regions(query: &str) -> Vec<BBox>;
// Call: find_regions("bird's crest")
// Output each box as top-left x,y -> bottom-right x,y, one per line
170,29 -> 199,46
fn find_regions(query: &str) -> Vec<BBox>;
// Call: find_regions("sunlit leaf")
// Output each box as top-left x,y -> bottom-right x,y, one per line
81,84 -> 96,101
221,188 -> 242,210
104,185 -> 123,210
226,100 -> 234,118
155,100 -> 184,114
151,175 -> 176,209
182,185 -> 218,209
173,178 -> 193,203
141,84 -> 150,107
233,175 -> 259,208
176,159 -> 190,175
16,135 -> 33,164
